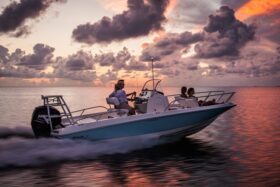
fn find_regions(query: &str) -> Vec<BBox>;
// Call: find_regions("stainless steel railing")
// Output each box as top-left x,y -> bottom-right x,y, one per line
166,91 -> 235,110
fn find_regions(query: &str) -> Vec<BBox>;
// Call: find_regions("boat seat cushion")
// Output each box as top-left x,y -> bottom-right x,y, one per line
106,97 -> 120,106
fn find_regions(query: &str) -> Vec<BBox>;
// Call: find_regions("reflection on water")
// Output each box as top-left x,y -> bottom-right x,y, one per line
1,139 -> 239,187
0,87 -> 279,186
98,139 -> 237,187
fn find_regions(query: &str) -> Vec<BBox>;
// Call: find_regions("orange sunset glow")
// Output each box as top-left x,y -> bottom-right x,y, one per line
236,0 -> 280,20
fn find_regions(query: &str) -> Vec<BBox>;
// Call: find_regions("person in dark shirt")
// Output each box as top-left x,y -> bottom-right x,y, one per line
180,86 -> 188,98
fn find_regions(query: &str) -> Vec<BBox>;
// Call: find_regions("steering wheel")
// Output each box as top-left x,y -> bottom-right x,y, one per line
127,91 -> 137,101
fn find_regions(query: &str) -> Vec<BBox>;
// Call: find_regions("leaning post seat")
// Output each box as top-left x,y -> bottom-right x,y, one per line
106,97 -> 120,108
106,97 -> 128,117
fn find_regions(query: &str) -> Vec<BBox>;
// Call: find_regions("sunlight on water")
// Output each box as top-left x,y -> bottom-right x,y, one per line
0,87 -> 279,186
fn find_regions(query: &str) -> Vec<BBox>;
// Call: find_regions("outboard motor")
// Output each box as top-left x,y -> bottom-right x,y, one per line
31,106 -> 61,138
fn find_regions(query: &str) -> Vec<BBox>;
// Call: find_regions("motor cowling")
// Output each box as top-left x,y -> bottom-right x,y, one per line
31,106 -> 61,138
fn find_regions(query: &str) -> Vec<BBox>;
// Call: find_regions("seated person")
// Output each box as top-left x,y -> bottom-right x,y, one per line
109,83 -> 120,98
109,80 -> 136,115
187,87 -> 197,99
180,86 -> 188,98
188,87 -> 216,106
188,87 -> 203,106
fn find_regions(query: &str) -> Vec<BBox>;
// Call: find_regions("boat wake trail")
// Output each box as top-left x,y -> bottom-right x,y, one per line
0,129 -> 167,169
0,126 -> 34,139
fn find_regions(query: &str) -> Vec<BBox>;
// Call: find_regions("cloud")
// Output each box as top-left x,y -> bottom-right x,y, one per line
136,5 -> 279,85
140,6 -> 255,62
221,0 -> 249,10
52,50 -> 96,81
0,43 -> 51,78
186,60 -> 199,70
248,11 -> 280,44
233,0 -> 280,44
55,51 -> 94,71
168,0 -> 221,27
95,52 -> 116,67
99,70 -> 118,84
124,57 -> 148,71
94,47 -> 131,71
0,47 -> 25,65
0,0 -> 66,37
0,65 -> 44,78
160,68 -> 180,77
18,43 -> 55,70
0,44 -> 97,82
194,6 -> 255,58
140,31 -> 203,61
0,45 -> 9,64
72,0 -> 169,44
202,42 -> 280,78
51,69 -> 96,82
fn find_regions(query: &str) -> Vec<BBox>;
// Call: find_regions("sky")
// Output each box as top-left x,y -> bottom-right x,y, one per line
0,0 -> 279,87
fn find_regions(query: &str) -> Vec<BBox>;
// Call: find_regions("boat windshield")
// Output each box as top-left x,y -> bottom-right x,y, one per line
142,79 -> 162,91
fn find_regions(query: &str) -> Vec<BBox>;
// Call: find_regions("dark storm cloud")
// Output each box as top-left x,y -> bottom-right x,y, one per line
18,43 -> 55,70
0,0 -> 66,36
195,6 -> 255,58
72,0 -> 169,44
140,31 -> 203,61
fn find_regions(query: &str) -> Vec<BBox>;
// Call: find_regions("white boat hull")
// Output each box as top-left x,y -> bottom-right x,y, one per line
52,103 -> 235,141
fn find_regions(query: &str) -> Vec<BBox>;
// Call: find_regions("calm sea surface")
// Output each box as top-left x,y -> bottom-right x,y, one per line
0,87 -> 279,187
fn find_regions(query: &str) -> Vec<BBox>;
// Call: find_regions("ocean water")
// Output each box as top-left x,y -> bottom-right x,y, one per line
0,87 -> 279,187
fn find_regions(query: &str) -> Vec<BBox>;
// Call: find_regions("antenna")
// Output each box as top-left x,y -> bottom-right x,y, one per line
151,57 -> 155,90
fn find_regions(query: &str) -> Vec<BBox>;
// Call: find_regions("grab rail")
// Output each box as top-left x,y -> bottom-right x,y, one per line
72,108 -> 129,124
71,106 -> 108,116
166,91 -> 235,111
196,92 -> 235,103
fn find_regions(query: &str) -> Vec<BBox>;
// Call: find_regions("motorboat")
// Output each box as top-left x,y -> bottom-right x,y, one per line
31,79 -> 236,141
